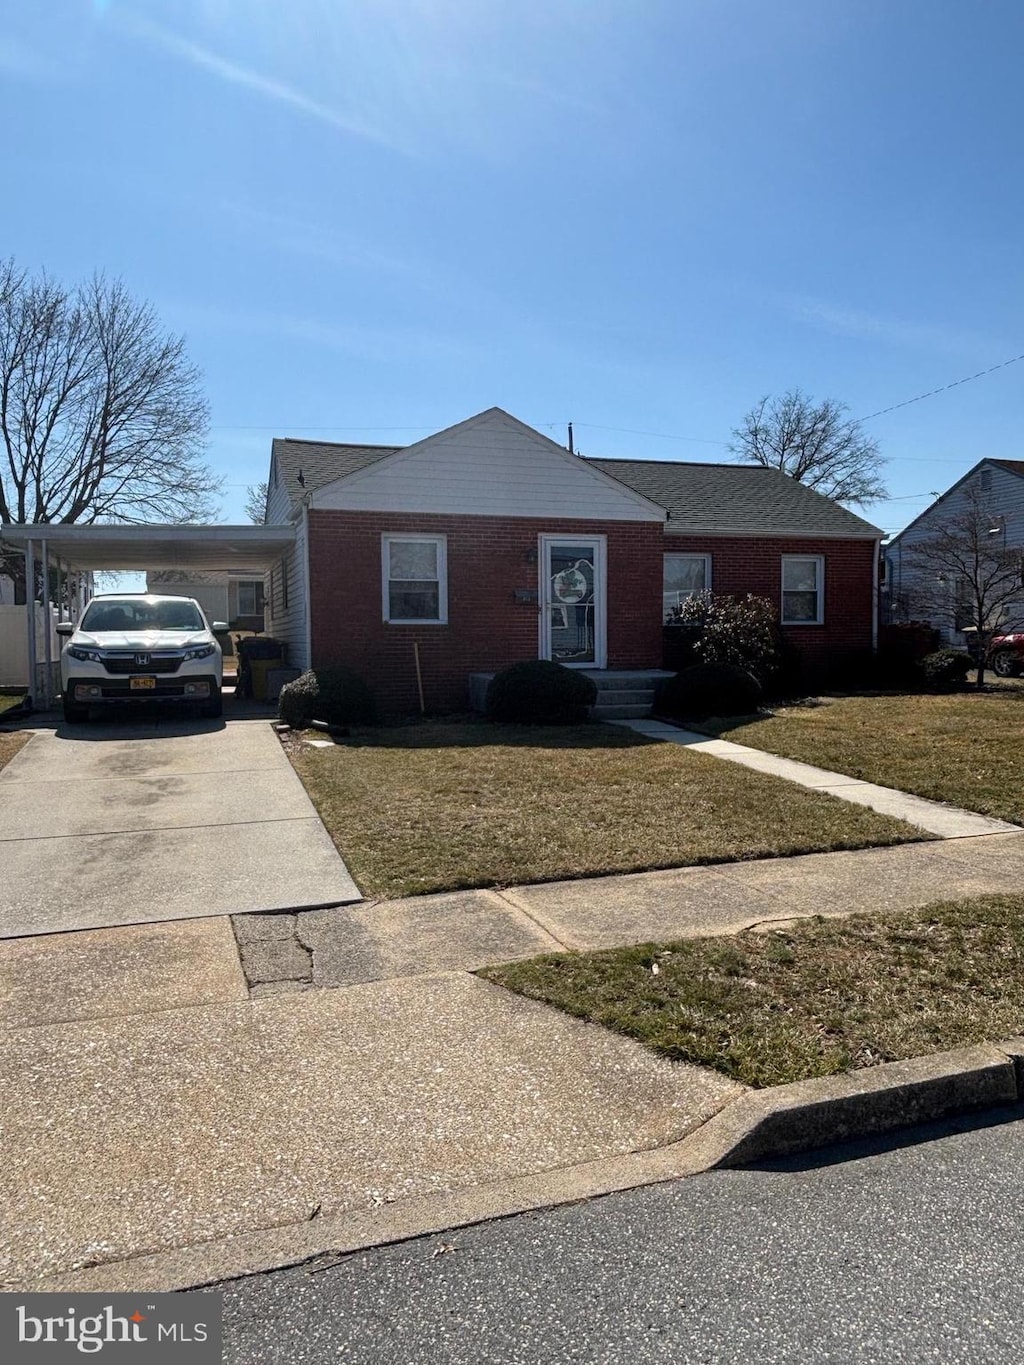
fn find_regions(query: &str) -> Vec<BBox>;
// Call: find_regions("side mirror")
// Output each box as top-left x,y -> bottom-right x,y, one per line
55,621 -> 75,636
212,622 -> 229,633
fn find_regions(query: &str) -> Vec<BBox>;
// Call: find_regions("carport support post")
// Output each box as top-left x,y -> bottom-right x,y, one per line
40,536 -> 52,710
24,538 -> 37,709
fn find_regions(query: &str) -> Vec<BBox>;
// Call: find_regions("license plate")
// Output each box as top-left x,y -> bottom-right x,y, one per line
130,676 -> 156,690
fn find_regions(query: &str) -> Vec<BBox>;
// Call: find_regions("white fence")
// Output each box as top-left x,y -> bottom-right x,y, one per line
0,604 -> 60,688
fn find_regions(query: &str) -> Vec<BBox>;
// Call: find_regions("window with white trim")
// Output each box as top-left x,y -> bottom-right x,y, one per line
663,553 -> 711,618
781,555 -> 824,625
382,534 -> 448,624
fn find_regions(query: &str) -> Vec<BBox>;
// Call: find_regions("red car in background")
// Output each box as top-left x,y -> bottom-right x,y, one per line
988,633 -> 1024,677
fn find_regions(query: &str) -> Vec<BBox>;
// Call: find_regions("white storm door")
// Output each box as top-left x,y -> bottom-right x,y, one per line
539,535 -> 606,669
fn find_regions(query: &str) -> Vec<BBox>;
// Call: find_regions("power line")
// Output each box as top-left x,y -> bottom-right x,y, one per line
853,350 -> 1024,424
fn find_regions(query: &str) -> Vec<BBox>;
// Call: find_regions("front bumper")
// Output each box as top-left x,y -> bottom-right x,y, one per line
66,675 -> 219,704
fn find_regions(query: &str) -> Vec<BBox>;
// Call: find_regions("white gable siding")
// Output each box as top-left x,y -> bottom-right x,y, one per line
265,451 -> 292,525
264,512 -> 309,671
887,462 -> 1024,642
313,411 -> 666,522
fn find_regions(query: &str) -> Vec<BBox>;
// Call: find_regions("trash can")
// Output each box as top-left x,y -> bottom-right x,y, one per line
236,637 -> 286,700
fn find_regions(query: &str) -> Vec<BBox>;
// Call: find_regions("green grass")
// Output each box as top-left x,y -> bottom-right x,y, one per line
0,693 -> 26,715
700,690 -> 1024,825
290,720 -> 924,898
482,895 -> 1024,1088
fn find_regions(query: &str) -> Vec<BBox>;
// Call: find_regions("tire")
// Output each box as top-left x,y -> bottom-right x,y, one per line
62,698 -> 89,723
200,685 -> 223,719
991,649 -> 1022,679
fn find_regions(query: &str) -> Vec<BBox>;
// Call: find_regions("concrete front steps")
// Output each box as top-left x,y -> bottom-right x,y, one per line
583,670 -> 673,721
468,668 -> 672,720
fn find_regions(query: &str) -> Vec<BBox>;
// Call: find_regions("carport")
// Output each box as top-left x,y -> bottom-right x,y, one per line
1,523 -> 297,708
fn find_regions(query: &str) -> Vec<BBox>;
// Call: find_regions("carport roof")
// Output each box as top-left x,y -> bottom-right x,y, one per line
0,523 -> 295,572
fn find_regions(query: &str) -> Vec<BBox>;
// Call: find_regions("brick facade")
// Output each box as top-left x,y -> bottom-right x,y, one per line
308,510 -> 665,713
667,534 -> 877,667
308,511 -> 876,714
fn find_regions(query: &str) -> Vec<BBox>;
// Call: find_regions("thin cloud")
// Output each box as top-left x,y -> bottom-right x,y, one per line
783,294 -> 993,358
123,17 -> 408,156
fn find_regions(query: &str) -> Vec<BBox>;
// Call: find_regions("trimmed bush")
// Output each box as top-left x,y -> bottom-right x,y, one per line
486,660 -> 598,725
918,649 -> 972,693
657,662 -> 763,720
278,666 -> 378,728
658,663 -> 764,720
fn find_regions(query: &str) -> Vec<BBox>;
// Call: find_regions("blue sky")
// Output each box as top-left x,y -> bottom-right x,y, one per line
2,0 -> 1022,536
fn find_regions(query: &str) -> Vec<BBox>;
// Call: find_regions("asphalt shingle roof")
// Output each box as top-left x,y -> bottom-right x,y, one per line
272,437 -> 399,504
586,458 -> 882,537
268,434 -> 881,538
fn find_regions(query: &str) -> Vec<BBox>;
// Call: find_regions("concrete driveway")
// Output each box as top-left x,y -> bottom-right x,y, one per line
0,719 -> 361,937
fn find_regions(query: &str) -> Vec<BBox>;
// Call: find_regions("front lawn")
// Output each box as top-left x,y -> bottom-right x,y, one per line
0,693 -> 25,715
701,690 -> 1024,825
482,894 -> 1024,1088
290,721 -> 923,898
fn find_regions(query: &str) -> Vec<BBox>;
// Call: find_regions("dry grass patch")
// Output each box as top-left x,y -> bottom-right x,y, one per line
0,732 -> 30,772
703,691 -> 1024,825
291,721 -> 923,898
482,895 -> 1024,1088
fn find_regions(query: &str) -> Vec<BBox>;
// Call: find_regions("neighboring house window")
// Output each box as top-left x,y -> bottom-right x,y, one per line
781,556 -> 825,625
980,468 -> 992,492
382,534 -> 448,623
663,553 -> 711,617
237,580 -> 265,616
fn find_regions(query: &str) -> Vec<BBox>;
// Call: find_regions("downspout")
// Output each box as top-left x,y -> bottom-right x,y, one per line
872,537 -> 881,651
302,498 -> 313,672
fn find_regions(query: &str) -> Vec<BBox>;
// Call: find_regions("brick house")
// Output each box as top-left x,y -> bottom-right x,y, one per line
261,407 -> 882,713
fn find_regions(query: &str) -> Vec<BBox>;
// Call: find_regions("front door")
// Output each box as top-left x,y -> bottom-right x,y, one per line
539,535 -> 606,668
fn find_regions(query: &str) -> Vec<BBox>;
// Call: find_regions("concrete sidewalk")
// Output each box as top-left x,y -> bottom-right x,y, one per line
611,718 -> 1021,839
233,831 -> 1024,991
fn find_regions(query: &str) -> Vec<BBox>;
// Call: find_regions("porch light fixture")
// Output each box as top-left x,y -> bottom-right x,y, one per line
524,546 -> 538,564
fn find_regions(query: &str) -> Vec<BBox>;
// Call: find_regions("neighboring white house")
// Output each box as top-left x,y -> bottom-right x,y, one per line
885,458 -> 1024,645
145,571 -> 266,629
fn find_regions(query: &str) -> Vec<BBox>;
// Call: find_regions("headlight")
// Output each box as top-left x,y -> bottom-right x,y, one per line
68,645 -> 103,663
184,643 -> 216,661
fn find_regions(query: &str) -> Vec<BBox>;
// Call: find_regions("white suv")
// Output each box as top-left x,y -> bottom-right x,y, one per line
58,594 -> 226,723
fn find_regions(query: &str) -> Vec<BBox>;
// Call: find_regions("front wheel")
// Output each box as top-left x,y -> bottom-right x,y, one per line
200,685 -> 223,719
991,649 -> 1022,678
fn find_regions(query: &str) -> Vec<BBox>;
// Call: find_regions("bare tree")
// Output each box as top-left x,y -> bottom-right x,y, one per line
0,259 -> 218,595
899,481 -> 1023,687
245,480 -> 268,524
730,389 -> 887,506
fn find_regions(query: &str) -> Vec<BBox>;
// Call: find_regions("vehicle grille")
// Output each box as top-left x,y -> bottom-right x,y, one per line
101,653 -> 184,675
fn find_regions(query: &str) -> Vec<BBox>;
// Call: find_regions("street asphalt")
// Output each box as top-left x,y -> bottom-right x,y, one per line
217,1105 -> 1024,1364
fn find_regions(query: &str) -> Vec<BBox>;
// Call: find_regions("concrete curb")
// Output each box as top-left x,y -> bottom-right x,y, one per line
13,1037 -> 1024,1294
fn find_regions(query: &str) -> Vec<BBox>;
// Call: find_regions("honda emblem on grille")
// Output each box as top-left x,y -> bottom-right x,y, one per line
135,653 -> 150,666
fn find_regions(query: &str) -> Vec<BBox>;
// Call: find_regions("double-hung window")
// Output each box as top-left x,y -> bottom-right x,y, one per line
781,555 -> 824,624
382,534 -> 448,624
663,553 -> 710,618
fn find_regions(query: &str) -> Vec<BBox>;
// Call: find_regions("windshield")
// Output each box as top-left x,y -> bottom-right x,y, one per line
80,598 -> 207,633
